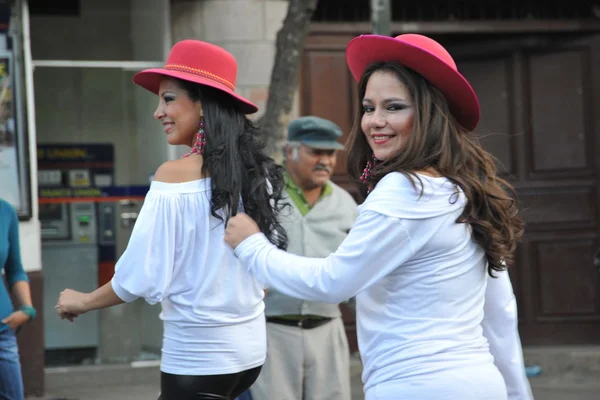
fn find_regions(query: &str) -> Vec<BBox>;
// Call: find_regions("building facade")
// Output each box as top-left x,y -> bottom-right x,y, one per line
6,0 -> 600,397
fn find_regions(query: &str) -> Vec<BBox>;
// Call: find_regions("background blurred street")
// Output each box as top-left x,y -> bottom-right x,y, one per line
27,352 -> 600,400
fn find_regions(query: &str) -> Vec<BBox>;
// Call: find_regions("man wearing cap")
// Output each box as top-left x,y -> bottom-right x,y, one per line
249,116 -> 357,400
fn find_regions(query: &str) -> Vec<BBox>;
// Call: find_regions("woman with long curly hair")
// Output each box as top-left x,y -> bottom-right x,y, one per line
55,40 -> 287,400
224,34 -> 533,399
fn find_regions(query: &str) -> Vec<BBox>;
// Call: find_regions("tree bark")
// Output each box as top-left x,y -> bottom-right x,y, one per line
257,0 -> 319,161
371,0 -> 391,36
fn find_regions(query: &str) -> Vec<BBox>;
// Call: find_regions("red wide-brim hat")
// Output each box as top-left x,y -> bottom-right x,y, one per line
346,34 -> 480,131
133,40 -> 258,115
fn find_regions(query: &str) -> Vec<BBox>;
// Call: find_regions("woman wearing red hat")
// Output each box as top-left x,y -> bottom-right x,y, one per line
224,34 -> 533,400
55,40 -> 288,399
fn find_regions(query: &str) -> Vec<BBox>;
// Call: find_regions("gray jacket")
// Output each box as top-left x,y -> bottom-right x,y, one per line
264,181 -> 358,317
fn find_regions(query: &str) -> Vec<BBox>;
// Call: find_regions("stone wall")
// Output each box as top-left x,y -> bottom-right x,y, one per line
170,0 -> 299,122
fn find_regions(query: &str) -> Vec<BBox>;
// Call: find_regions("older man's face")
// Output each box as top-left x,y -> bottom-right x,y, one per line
286,144 -> 337,190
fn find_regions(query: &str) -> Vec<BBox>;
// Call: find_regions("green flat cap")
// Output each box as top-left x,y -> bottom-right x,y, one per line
287,116 -> 344,150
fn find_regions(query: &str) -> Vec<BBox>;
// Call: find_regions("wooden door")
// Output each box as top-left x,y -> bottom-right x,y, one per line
447,34 -> 600,345
301,34 -> 361,201
301,33 -> 600,346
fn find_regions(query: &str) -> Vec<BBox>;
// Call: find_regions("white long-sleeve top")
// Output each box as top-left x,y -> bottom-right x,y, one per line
235,172 -> 533,399
111,178 -> 266,375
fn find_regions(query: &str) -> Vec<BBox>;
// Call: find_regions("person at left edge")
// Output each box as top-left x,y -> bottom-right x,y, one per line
0,198 -> 36,400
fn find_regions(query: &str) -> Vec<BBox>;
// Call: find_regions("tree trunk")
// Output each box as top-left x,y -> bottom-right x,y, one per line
257,0 -> 319,161
371,0 -> 391,36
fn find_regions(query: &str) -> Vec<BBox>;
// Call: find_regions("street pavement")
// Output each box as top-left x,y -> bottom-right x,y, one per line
26,360 -> 600,400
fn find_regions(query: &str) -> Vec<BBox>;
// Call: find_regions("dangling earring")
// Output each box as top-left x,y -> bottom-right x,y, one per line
360,153 -> 378,194
183,117 -> 206,157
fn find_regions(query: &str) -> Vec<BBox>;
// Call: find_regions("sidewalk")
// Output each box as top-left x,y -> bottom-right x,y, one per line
528,373 -> 600,400
28,357 -> 600,400
35,362 -> 161,400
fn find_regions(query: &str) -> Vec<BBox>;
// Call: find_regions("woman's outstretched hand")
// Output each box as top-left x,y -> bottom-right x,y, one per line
225,213 -> 260,250
56,289 -> 89,322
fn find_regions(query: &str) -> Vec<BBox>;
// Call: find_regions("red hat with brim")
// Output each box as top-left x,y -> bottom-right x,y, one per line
346,34 -> 480,131
133,40 -> 258,115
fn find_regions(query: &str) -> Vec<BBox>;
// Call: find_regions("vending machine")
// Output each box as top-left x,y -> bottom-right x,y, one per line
37,144 -> 115,356
37,144 -> 153,363
40,201 -> 102,350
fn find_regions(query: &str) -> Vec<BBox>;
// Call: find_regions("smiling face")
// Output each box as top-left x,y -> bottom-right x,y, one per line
153,78 -> 204,147
360,70 -> 415,161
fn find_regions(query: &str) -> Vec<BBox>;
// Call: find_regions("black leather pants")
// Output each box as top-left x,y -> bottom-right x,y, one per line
158,366 -> 262,400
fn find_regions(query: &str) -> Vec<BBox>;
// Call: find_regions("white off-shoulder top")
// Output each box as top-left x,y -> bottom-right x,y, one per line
111,178 -> 266,375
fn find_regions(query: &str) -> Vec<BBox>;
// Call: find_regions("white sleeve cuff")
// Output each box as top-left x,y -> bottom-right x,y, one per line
111,277 -> 139,303
233,232 -> 271,260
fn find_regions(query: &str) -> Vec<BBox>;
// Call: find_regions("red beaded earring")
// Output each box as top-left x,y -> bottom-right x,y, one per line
183,117 -> 206,157
360,153 -> 378,194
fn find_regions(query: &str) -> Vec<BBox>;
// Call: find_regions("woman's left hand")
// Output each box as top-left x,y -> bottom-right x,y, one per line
225,213 -> 260,249
1,310 -> 30,330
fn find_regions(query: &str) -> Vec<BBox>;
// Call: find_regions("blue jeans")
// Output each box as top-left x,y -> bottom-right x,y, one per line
235,391 -> 252,400
0,327 -> 24,400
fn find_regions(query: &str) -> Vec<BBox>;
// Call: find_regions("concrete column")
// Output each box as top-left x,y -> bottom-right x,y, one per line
97,0 -> 171,363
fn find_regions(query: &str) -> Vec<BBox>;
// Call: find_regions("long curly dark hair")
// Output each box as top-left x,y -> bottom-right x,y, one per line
347,62 -> 523,275
178,79 -> 288,250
